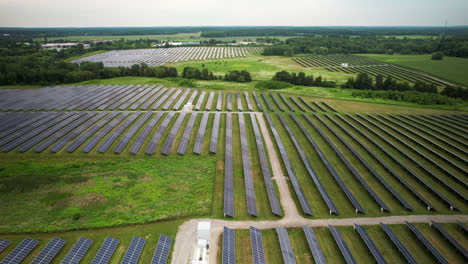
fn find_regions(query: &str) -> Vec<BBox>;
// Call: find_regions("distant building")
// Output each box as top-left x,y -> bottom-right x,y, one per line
225,41 -> 273,46
90,39 -> 115,44
41,43 -> 90,51
154,41 -> 200,47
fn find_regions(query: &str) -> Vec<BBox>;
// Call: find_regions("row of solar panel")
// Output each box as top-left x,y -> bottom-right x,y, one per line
221,222 -> 467,264
0,85 -> 337,113
0,112 -> 224,155
266,112 -> 466,215
0,234 -> 172,264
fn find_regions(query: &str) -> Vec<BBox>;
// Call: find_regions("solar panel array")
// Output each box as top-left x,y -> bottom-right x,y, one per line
224,113 -> 235,217
161,112 -> 187,155
329,225 -> 357,264
121,236 -> 146,264
302,226 -> 326,264
31,238 -> 66,264
405,222 -> 447,264
249,113 -> 282,216
430,221 -> 468,259
177,113 -> 198,154
61,237 -> 93,264
276,227 -> 296,264
72,47 -> 263,67
380,223 -> 417,264
239,114 -> 258,216
354,225 -> 386,264
263,113 -> 313,215
250,227 -> 266,264
209,113 -> 221,153
151,235 -> 172,264
91,237 -> 120,264
0,238 -> 38,264
222,227 -> 236,264
0,239 -> 10,253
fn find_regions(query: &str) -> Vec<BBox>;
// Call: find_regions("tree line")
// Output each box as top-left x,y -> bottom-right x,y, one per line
262,36 -> 468,58
272,71 -> 336,87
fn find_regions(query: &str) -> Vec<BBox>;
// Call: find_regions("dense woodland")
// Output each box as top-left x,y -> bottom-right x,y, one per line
3,26 -> 467,38
262,36 -> 468,57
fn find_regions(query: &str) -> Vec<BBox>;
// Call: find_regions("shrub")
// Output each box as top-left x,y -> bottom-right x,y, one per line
431,51 -> 444,60
255,80 -> 292,90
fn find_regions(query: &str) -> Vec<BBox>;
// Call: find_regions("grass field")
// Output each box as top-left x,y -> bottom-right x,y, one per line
0,154 -> 215,233
228,223 -> 467,264
362,54 -> 468,86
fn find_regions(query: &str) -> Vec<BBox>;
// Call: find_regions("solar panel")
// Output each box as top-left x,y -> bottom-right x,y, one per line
458,221 -> 468,234
380,223 -> 417,264
129,112 -> 164,154
312,114 -> 413,211
153,88 -> 176,110
344,114 -> 458,210
98,86 -> 139,110
278,93 -> 294,111
263,113 -> 313,215
141,87 -> 168,110
150,235 -> 172,264
244,92 -> 253,111
194,91 -> 206,111
236,92 -> 243,111
0,113 -> 43,139
430,221 -> 468,259
209,113 -> 221,153
249,113 -> 282,216
121,236 -> 146,264
32,237 -> 66,264
354,114 -> 465,204
0,239 -> 10,253
205,92 -> 215,111
224,113 -> 234,217
276,227 -> 296,264
322,102 -> 337,112
252,92 -> 263,111
373,114 -> 467,185
302,226 -> 326,264
298,97 -> 316,112
270,93 -> 285,111
145,112 -> 175,154
65,112 -> 120,152
120,86 -> 154,110
91,237 -> 119,264
162,88 -> 183,110
222,227 -> 235,264
329,225 -> 357,264
295,114 -> 387,212
354,225 -> 386,264
177,113 -> 198,155
0,238 -> 38,264
226,92 -> 232,111
173,89 -> 191,110
193,113 -> 209,155
250,227 -> 266,264
289,97 -> 306,112
161,112 -> 187,155
98,112 -> 142,153
313,102 -> 327,112
114,112 -> 153,153
186,89 -> 199,105
61,237 -> 93,264
130,85 -> 162,110
239,114 -> 258,216
261,93 -> 274,111
405,222 -> 447,264
216,92 -> 223,111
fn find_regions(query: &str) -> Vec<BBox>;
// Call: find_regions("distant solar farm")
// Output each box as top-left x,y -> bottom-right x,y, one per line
72,47 -> 263,67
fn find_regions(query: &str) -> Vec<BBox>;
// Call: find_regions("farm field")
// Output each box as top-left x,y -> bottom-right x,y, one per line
362,54 -> 468,86
221,222 -> 467,264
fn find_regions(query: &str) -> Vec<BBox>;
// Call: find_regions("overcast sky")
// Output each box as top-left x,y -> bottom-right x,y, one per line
0,0 -> 467,27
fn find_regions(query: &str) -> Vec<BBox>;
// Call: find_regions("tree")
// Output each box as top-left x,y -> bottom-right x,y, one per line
431,51 -> 444,60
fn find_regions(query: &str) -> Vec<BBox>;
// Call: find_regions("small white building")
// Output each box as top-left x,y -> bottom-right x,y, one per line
154,42 -> 200,47
192,222 -> 211,264
341,63 -> 349,67
41,43 -> 90,51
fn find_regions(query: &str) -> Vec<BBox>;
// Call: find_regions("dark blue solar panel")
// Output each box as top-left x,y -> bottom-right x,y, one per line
32,237 -> 66,264
0,237 -> 39,264
0,239 -> 10,253
276,227 -> 296,264
250,227 -> 266,264
91,237 -> 119,264
61,237 -> 93,264
302,226 -> 326,264
222,227 -> 235,264
329,225 -> 356,264
150,235 -> 172,264
406,222 -> 447,264
354,225 -> 386,264
380,223 -> 417,264
431,221 -> 468,259
121,236 -> 145,264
